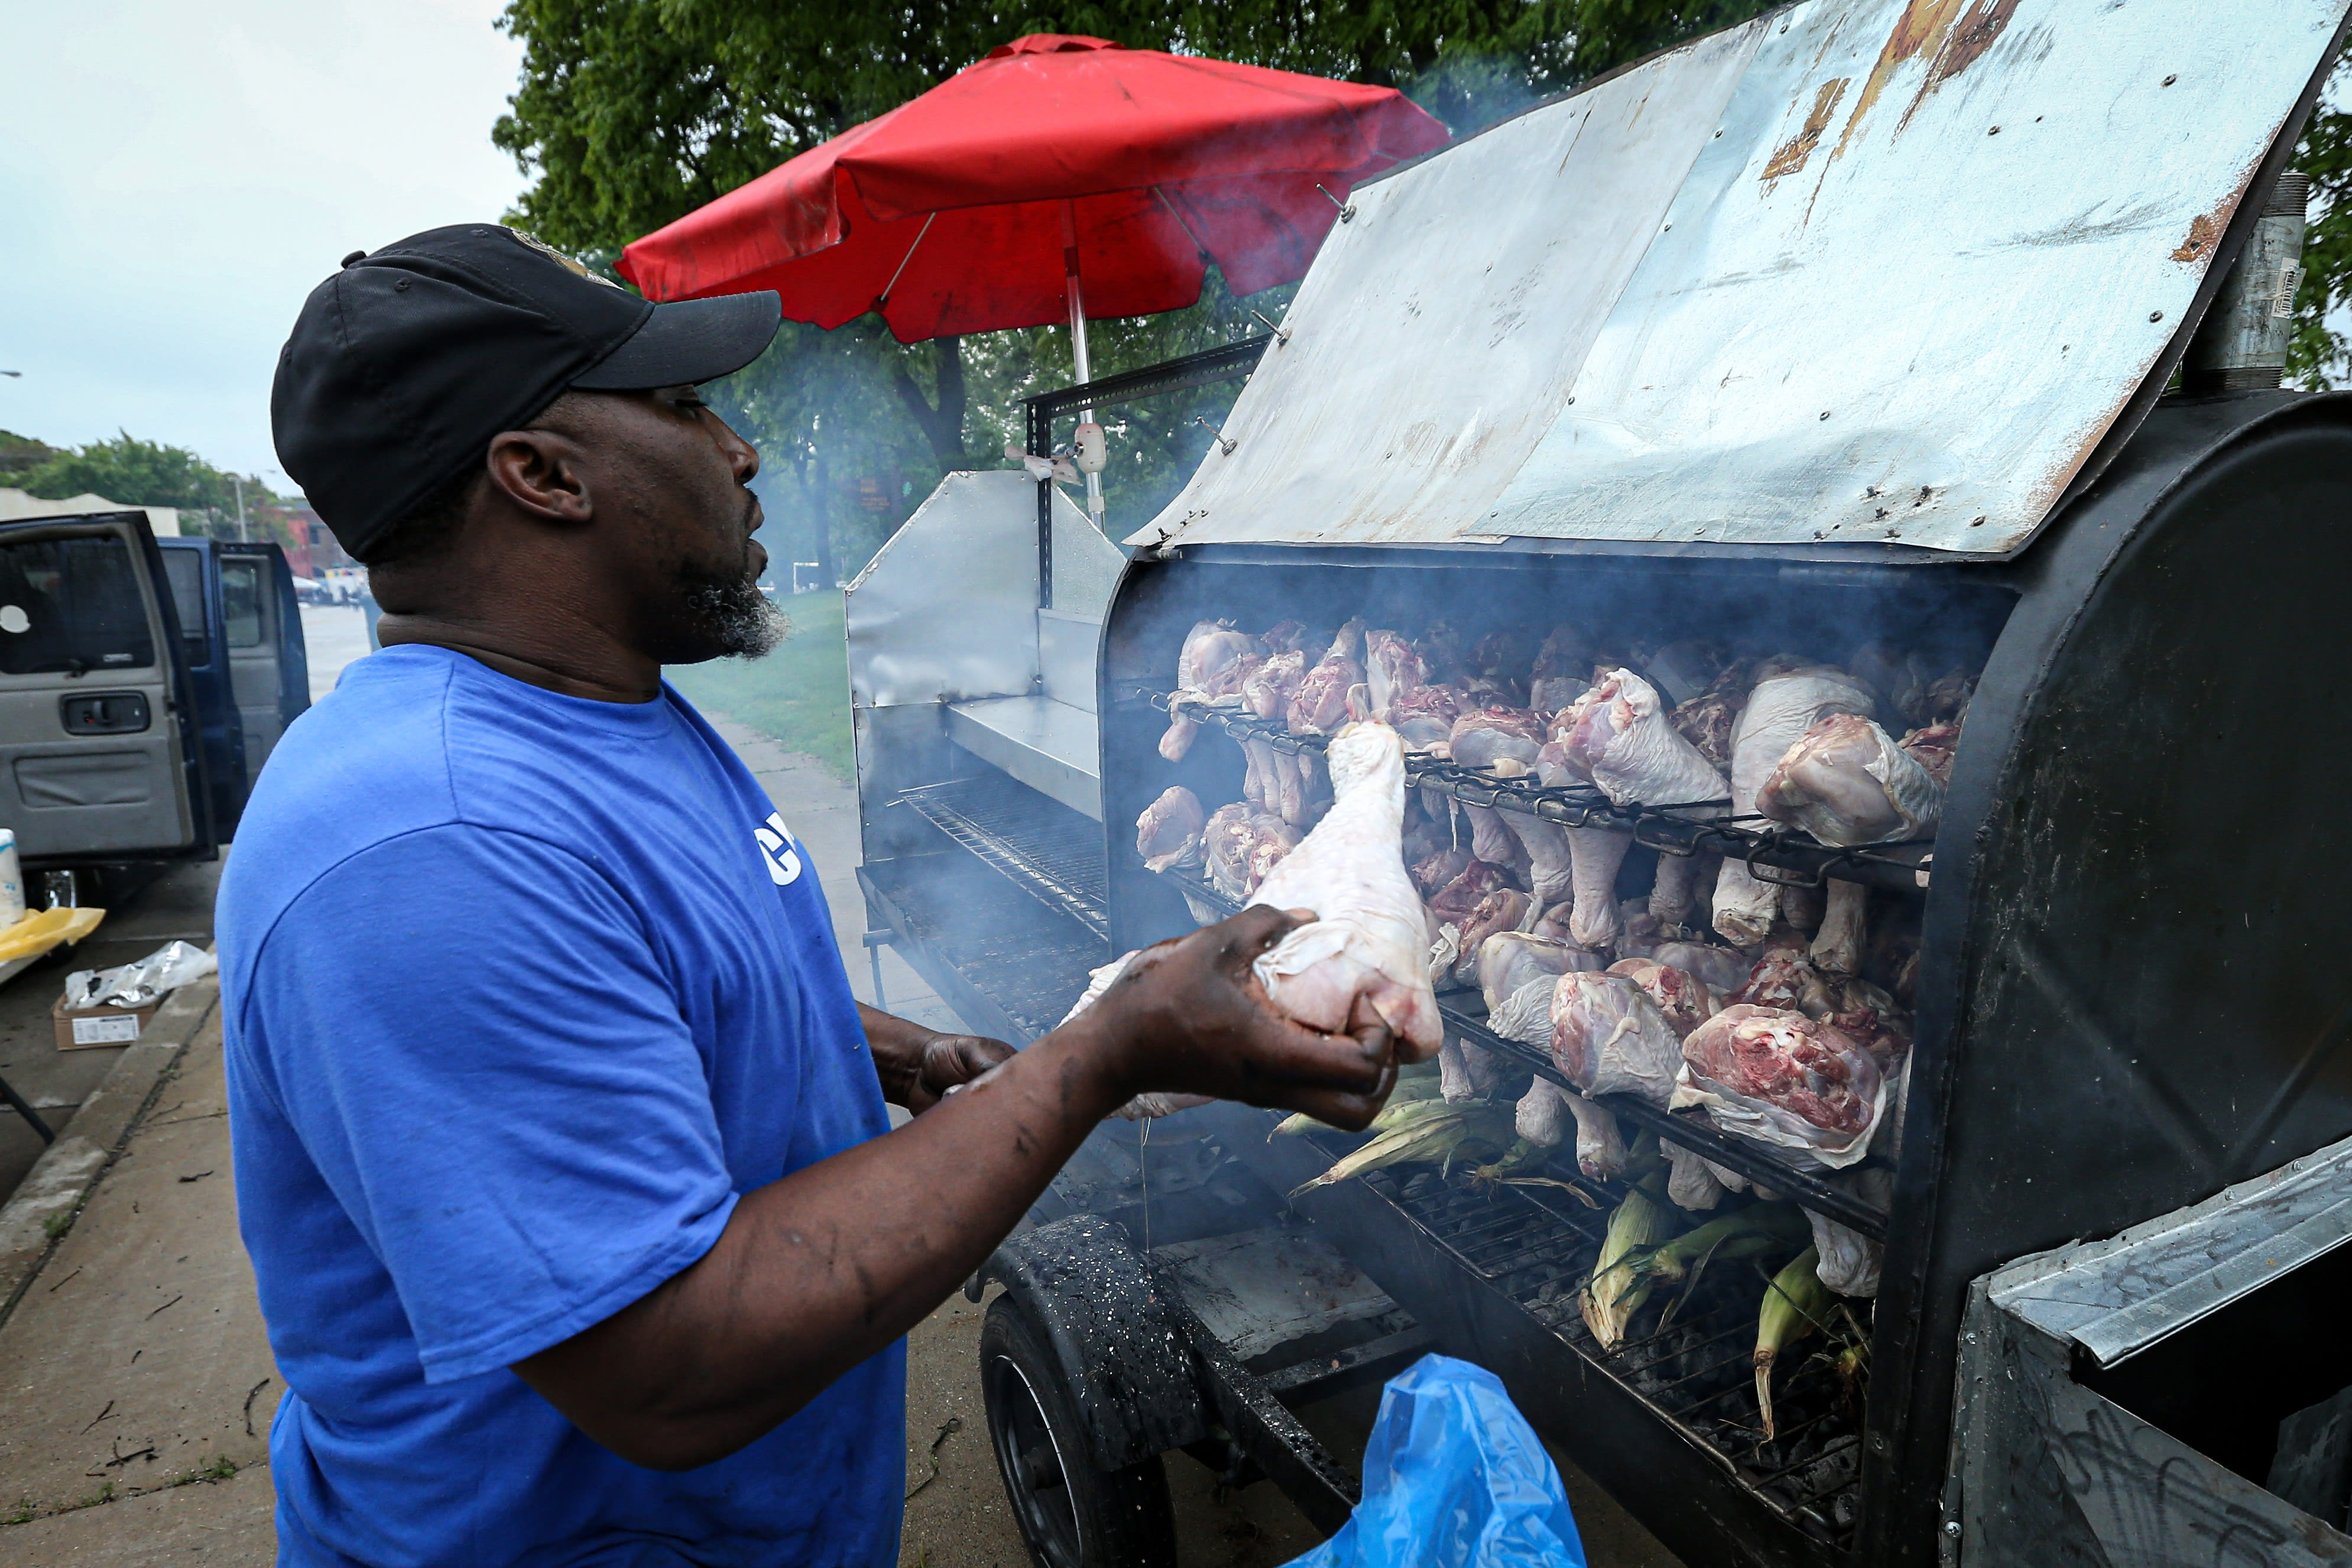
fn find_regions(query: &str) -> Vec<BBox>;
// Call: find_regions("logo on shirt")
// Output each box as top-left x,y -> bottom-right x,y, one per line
753,811 -> 804,887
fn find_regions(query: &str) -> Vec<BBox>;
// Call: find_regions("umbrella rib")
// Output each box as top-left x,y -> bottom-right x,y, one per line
874,210 -> 939,309
1150,186 -> 1214,264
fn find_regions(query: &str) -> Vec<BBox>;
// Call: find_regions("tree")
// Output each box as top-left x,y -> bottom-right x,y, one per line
12,432 -> 302,548
2289,61 -> 2352,388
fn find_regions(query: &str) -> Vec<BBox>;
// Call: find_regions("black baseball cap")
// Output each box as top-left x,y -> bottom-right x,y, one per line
271,223 -> 781,560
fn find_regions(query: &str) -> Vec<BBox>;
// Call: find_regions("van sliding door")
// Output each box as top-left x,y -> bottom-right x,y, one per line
0,518 -> 193,857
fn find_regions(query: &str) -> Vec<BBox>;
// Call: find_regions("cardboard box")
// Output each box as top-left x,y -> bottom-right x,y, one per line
53,995 -> 161,1050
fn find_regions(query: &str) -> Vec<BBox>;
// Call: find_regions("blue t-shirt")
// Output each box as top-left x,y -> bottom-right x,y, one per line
218,645 -> 903,1567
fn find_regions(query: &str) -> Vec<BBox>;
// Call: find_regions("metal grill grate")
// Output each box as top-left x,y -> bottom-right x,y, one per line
1348,1156 -> 1868,1546
897,774 -> 1108,939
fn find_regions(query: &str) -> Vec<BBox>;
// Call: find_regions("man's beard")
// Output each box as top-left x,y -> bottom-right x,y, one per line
673,554 -> 787,660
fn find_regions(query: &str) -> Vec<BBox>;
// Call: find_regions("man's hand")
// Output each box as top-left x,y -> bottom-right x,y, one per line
858,1004 -> 1014,1112
1064,905 -> 1399,1131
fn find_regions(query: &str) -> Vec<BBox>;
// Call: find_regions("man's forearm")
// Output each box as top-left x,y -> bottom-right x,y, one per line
514,1015 -> 1120,1469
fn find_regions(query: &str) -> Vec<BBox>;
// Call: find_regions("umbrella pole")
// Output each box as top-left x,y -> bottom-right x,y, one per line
1065,249 -> 1105,527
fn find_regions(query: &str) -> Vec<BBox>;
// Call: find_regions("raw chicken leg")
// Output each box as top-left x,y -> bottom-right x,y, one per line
1485,757 -> 1574,903
1550,970 -> 1682,1105
1528,624 -> 1591,717
1134,787 -> 1206,874
1247,722 -> 1442,1060
1362,630 -> 1428,721
1534,738 -> 1631,950
1756,713 -> 1944,846
1451,888 -> 1532,985
1286,621 -> 1365,735
1159,621 -> 1261,761
1712,664 -> 1876,946
1476,931 -> 1595,1012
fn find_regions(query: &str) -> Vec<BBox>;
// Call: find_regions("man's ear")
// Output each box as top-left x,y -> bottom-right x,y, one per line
484,428 -> 594,525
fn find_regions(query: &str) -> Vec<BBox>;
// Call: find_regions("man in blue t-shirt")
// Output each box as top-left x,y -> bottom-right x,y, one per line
224,225 -> 1398,1566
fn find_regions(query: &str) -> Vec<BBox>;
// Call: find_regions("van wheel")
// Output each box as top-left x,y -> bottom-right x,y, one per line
979,1296 -> 1176,1568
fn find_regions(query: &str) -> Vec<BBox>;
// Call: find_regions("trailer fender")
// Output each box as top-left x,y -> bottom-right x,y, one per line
976,1215 -> 1209,1472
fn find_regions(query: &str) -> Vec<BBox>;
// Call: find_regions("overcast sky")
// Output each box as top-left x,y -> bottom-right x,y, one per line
1,0 -> 526,487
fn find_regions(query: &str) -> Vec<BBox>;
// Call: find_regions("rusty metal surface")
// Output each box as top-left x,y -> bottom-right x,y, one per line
1133,0 -> 2349,559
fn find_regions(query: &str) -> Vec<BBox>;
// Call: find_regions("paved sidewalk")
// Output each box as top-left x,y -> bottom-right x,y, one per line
0,979 -> 279,1558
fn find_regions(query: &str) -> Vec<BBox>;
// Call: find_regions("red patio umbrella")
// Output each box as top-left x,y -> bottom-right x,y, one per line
617,34 -> 1448,349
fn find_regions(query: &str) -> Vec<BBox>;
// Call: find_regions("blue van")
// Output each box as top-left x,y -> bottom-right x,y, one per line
0,510 -> 307,906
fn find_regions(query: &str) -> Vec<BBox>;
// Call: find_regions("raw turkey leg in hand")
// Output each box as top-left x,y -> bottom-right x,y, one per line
1247,722 -> 1443,1060
1712,664 -> 1876,946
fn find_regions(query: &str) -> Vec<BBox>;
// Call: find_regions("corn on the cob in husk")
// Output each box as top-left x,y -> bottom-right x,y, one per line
1754,1245 -> 1830,1439
1642,1205 -> 1809,1283
1271,1076 -> 1444,1137
1582,1174 -> 1680,1349
1469,1138 -> 1549,1184
1289,1103 -> 1516,1193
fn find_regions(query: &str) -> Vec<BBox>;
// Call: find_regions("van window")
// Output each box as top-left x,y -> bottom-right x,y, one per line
0,535 -> 154,676
161,548 -> 209,665
220,560 -> 264,649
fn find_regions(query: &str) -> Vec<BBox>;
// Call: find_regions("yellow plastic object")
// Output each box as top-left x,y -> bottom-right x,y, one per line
0,905 -> 105,963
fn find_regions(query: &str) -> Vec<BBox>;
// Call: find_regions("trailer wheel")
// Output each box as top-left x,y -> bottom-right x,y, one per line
981,1296 -> 1176,1568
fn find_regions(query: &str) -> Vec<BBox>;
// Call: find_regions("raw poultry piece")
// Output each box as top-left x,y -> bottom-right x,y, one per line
1389,684 -> 1467,752
1756,712 -> 1943,974
1847,643 -> 1926,720
1244,649 -> 1307,721
1247,722 -> 1443,1060
1410,845 -> 1472,900
1605,957 -> 1719,1039
1641,641 -> 1728,707
1712,664 -> 1877,946
1909,671 -> 1977,727
1779,882 -> 1825,935
1159,621 -> 1262,761
1468,628 -> 1537,707
1240,651 -> 1310,816
1530,891 -> 1585,947
1550,970 -> 1682,1106
1807,1167 -> 1896,1296
1448,705 -> 1547,770
1899,722 -> 1961,786
1757,713 -> 1944,847
1458,801 -> 1522,871
1428,857 -> 1511,927
1451,888 -> 1532,986
1135,786 -> 1206,874
1202,803 -> 1256,901
1476,931 -> 1598,1012
1416,622 -> 1467,683
1245,815 -> 1300,892
1558,668 -> 1730,936
1824,976 -> 1911,1067
1487,757 -> 1574,904
1665,1137 -> 1725,1210
1648,940 -> 1751,996
1679,1005 -> 1884,1161
1529,624 -> 1590,715
1261,619 -> 1317,657
1485,975 -> 1626,1179
1649,849 -> 1720,934
1558,668 -> 1728,811
1437,1032 -> 1513,1102
1669,660 -> 1748,773
1729,943 -> 1837,1018
1534,739 -> 1631,951
1286,621 -> 1364,735
1362,629 -> 1428,721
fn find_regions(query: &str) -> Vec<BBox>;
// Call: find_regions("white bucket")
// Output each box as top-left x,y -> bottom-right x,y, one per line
0,831 -> 25,929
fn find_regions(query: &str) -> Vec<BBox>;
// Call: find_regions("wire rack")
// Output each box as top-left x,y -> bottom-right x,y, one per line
1151,862 -> 1891,1238
1339,1151 -> 1869,1547
1128,684 -> 1933,895
896,775 -> 1109,940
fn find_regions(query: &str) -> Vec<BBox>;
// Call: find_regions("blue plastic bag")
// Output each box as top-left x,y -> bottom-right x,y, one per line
1284,1353 -> 1587,1567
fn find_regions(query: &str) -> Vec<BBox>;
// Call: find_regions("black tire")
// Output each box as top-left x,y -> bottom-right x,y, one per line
979,1296 -> 1176,1568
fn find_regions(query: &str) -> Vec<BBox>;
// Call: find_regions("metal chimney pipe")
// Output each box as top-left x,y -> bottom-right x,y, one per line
2182,170 -> 2311,394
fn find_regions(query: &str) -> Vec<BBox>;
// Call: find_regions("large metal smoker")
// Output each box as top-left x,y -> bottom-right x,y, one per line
848,4 -> 2352,1564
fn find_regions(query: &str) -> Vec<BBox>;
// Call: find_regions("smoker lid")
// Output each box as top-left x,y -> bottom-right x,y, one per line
1129,0 -> 2349,559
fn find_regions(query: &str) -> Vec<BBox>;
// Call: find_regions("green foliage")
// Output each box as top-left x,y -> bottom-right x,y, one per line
2289,63 -> 2352,389
0,428 -> 59,489
10,431 -> 304,548
663,591 -> 854,780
